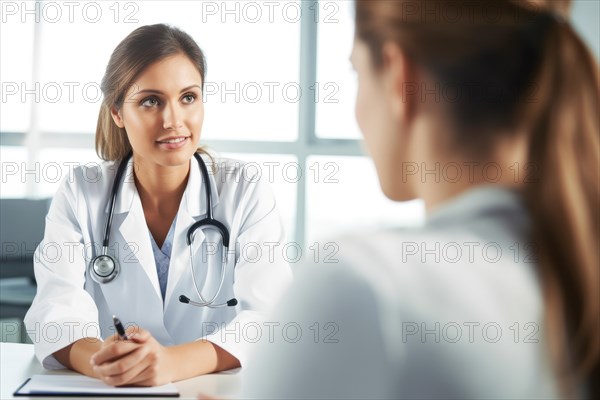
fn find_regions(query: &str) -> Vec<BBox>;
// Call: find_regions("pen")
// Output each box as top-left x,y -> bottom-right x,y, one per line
112,315 -> 128,340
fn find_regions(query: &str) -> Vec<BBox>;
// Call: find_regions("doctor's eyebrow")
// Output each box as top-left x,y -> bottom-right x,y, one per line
133,84 -> 202,96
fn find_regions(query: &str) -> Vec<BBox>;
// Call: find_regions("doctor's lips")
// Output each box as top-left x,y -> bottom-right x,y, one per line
156,135 -> 191,150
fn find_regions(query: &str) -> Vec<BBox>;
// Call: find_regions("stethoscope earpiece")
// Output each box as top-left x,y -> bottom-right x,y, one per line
179,294 -> 238,308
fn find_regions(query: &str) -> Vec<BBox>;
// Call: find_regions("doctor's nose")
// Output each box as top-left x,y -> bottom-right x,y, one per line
162,103 -> 184,130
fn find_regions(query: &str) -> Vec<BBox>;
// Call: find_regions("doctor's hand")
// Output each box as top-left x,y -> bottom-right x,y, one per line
90,326 -> 175,387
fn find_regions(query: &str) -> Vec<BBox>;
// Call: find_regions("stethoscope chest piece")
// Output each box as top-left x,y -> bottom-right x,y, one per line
89,254 -> 120,284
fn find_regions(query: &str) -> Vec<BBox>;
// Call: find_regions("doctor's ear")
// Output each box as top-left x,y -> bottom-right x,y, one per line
110,106 -> 125,128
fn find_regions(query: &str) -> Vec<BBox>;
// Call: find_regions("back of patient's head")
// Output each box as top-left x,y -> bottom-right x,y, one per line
355,0 -> 598,396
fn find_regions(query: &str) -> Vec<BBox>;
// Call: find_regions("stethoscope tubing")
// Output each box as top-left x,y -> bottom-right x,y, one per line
90,152 -> 234,308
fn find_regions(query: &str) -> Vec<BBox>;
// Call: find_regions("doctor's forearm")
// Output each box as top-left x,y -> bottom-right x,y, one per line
53,338 -> 103,378
167,340 -> 240,380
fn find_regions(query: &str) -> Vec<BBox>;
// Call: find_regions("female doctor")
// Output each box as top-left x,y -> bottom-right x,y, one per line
24,23 -> 292,386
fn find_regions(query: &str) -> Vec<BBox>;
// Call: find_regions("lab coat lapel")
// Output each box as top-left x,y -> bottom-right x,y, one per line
164,154 -> 219,309
108,159 -> 162,301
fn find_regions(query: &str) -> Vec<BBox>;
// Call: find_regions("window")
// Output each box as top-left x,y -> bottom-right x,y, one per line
0,17 -> 34,133
4,0 -> 597,247
33,1 -> 301,140
306,156 -> 425,243
314,1 -> 361,139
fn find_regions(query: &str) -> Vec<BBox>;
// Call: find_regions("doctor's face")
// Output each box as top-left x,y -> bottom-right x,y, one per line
111,53 -> 204,169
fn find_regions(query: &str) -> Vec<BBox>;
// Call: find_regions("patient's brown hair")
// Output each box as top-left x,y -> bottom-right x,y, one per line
355,0 -> 599,396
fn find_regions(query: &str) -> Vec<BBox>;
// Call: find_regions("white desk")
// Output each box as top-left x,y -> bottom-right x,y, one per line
0,343 -> 242,399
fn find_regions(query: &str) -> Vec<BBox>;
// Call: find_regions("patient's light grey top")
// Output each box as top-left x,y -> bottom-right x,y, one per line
244,185 -> 560,399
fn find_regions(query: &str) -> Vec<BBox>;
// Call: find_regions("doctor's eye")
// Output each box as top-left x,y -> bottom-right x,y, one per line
140,96 -> 160,108
181,93 -> 197,104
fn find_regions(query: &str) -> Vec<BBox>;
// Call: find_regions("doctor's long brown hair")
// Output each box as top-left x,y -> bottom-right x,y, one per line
96,24 -> 208,161
355,0 -> 599,396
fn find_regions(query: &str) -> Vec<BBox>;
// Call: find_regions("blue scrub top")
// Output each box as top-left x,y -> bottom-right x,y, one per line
149,219 -> 177,301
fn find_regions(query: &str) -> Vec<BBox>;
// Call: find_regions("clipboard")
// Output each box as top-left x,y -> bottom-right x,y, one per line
14,375 -> 180,397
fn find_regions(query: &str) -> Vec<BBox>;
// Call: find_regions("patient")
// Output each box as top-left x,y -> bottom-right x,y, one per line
243,0 -> 599,398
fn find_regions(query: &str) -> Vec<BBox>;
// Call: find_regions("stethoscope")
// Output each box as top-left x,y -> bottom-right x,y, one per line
88,152 -> 238,308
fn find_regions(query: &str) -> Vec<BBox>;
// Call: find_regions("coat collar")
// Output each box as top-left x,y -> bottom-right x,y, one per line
104,154 -> 220,216
426,185 -> 528,228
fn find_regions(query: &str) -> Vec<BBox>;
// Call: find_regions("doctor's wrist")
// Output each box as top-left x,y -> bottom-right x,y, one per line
54,338 -> 103,378
162,346 -> 178,382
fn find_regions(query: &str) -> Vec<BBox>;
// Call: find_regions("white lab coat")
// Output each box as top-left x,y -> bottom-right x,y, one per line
24,154 -> 293,370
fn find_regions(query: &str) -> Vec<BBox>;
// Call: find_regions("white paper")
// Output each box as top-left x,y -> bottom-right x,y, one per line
17,374 -> 179,396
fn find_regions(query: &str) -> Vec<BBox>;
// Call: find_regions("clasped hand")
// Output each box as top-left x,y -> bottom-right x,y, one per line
90,326 -> 173,387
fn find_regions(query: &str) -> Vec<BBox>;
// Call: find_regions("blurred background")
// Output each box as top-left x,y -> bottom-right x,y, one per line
1,0 -> 598,342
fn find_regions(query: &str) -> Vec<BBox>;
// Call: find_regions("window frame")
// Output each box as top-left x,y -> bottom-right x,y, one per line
0,1 -> 364,248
